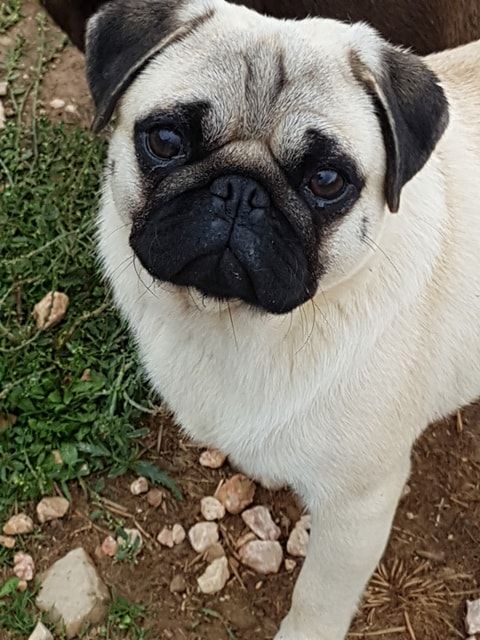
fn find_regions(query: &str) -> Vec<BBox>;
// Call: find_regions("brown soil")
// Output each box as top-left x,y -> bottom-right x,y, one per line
2,5 -> 480,639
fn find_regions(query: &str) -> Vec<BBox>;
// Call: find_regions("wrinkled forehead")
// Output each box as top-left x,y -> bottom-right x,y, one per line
119,14 -> 380,169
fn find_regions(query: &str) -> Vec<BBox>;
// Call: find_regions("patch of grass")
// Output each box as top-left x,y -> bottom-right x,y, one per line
0,109 -> 156,514
0,0 -> 22,33
100,596 -> 148,640
0,578 -> 38,638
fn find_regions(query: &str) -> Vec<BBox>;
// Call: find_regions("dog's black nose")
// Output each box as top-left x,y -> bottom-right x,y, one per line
210,176 -> 270,220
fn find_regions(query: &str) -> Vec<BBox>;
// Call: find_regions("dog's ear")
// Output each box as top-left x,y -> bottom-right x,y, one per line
85,0 -> 217,133
40,0 -> 107,51
351,28 -> 449,212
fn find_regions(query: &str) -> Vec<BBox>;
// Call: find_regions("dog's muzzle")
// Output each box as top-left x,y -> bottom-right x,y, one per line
129,174 -> 317,314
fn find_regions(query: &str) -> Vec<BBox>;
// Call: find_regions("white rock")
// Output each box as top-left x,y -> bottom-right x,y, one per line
65,104 -> 77,114
215,474 -> 256,515
3,514 -> 34,535
157,525 -> 184,547
0,100 -> 5,130
239,540 -> 283,574
188,522 -> 219,554
197,557 -> 230,594
287,525 -> 309,557
13,553 -> 35,581
285,559 -> 297,572
36,497 -> 69,524
242,506 -> 281,541
199,449 -> 227,469
0,81 -> 7,97
130,477 -> 149,495
172,524 -> 186,545
28,621 -> 53,640
33,292 -> 69,331
49,98 -> 65,109
466,599 -> 480,634
157,527 -> 174,548
201,497 -> 226,521
0,535 -> 15,549
36,548 -> 110,639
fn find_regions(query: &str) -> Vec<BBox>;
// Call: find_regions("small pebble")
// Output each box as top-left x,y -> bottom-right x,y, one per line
239,540 -> 283,574
101,536 -> 118,557
0,81 -> 8,97
215,474 -> 256,515
188,522 -> 219,554
157,527 -> 174,548
3,514 -> 34,536
49,98 -> 65,109
466,599 -> 480,634
199,449 -> 227,469
236,532 -> 257,548
28,621 -> 53,640
13,552 -> 35,581
197,556 -> 230,594
287,525 -> 309,557
0,100 -> 5,130
65,104 -> 77,114
33,292 -> 69,331
130,477 -> 149,495
172,524 -> 186,545
285,559 -> 297,572
17,580 -> 28,592
36,496 -> 69,524
170,574 -> 187,594
146,488 -> 164,508
201,497 -> 225,521
0,535 -> 15,549
242,506 -> 281,541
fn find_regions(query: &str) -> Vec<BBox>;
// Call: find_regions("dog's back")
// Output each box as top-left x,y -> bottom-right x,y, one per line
428,40 -> 480,152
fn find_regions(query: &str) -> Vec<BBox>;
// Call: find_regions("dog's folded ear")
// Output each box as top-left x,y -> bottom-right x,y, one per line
40,0 -> 107,51
351,29 -> 449,212
85,0 -> 217,133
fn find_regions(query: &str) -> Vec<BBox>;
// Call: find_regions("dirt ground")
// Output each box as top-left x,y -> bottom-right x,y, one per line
2,4 -> 480,639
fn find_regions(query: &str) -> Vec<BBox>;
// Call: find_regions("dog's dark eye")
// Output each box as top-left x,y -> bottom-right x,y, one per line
309,169 -> 346,200
147,128 -> 184,160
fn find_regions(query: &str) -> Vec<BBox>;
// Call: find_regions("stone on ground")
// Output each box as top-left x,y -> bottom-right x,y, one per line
239,540 -> 283,574
466,599 -> 480,634
146,488 -> 164,508
130,477 -> 149,495
242,506 -> 281,541
28,621 -> 53,640
200,497 -> 225,521
13,552 -> 35,581
36,497 -> 69,524
36,548 -> 110,639
0,535 -> 15,549
215,475 -> 256,514
33,292 -> 69,331
287,524 -> 310,557
197,557 -> 230,594
3,513 -> 34,535
199,449 -> 227,469
188,522 -> 219,554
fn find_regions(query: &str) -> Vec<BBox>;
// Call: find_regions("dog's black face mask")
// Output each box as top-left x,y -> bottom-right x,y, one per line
128,105 -> 366,315
130,172 -> 319,314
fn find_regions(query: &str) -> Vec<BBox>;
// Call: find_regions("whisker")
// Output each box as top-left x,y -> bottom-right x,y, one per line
227,301 -> 239,351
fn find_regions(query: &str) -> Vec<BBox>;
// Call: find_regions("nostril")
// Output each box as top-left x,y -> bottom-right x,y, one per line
210,177 -> 233,200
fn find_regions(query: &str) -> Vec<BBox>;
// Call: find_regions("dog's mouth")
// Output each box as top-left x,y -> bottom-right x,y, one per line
129,175 -> 318,314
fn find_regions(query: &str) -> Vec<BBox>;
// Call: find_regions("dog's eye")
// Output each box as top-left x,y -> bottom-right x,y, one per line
147,128 -> 184,160
309,169 -> 346,200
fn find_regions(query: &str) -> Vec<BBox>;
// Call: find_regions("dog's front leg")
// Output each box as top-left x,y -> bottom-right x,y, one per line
275,456 -> 411,640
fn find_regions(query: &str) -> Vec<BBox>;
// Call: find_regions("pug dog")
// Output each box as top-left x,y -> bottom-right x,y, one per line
88,0 -> 480,637
41,0 -> 480,55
